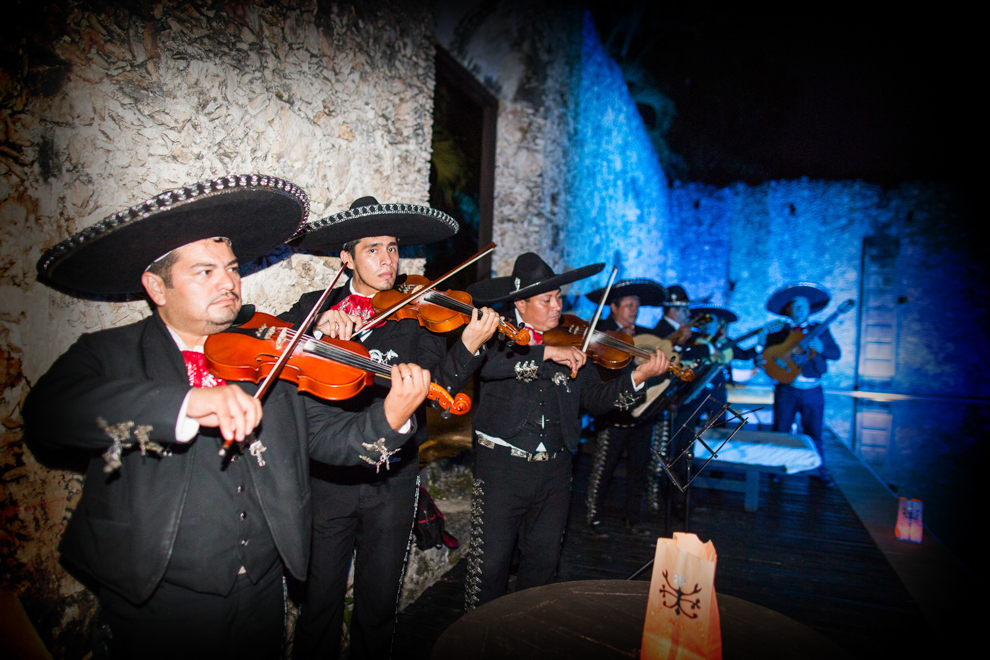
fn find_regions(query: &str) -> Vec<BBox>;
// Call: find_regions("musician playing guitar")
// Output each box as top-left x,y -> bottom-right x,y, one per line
763,282 -> 841,486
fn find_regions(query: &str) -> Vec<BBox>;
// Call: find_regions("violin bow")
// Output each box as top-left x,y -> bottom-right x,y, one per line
582,266 -> 617,354
353,242 -> 496,334
220,263 -> 347,457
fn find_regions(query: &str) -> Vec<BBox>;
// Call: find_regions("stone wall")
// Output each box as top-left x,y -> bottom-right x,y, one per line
434,0 -> 583,278
1,1 -> 436,655
667,179 -> 982,443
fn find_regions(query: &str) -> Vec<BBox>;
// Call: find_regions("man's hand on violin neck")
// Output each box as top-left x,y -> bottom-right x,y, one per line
186,385 -> 263,443
315,310 -> 359,340
631,349 -> 671,387
544,345 -> 587,374
383,363 -> 431,430
460,307 -> 501,354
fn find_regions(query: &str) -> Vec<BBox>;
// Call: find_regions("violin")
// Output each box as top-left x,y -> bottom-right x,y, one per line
204,312 -> 471,416
542,314 -> 695,381
370,274 -> 530,345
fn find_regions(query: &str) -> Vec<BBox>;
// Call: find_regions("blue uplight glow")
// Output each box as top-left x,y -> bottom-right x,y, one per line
564,12 -> 670,328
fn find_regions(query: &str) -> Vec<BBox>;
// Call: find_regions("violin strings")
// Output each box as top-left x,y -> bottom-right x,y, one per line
272,327 -> 394,378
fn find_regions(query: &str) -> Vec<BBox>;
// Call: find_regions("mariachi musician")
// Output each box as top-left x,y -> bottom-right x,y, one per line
462,254 -> 671,610
281,197 -> 500,660
583,279 -> 668,538
684,303 -> 760,427
763,282 -> 841,486
22,176 -> 429,659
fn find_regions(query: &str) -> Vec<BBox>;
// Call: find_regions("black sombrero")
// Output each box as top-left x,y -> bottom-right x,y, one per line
765,281 -> 831,316
665,284 -> 691,307
585,278 -> 666,307
291,196 -> 458,253
689,303 -> 738,324
37,174 -> 308,295
466,252 -> 605,305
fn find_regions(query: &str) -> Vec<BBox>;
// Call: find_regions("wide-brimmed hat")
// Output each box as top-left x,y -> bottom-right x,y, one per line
291,196 -> 458,253
585,278 -> 666,307
36,174 -> 308,296
665,284 -> 691,307
766,281 -> 831,315
466,253 -> 604,305
689,303 -> 738,324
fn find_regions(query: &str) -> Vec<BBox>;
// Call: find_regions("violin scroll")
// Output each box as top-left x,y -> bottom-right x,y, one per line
428,385 -> 472,418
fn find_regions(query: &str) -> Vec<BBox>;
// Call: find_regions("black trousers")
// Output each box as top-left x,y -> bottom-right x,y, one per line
773,384 -> 826,464
100,561 -> 284,659
586,424 -> 652,524
465,442 -> 572,611
293,460 -> 417,660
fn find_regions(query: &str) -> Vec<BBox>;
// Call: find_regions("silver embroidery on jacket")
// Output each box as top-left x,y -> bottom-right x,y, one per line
98,418 -> 163,473
551,371 -> 571,393
514,360 -> 539,382
359,438 -> 399,473
647,415 -> 671,512
615,390 -> 640,411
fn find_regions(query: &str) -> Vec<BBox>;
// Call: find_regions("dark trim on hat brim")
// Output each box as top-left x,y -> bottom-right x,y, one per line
586,279 -> 666,307
37,174 -> 308,296
468,262 -> 606,306
690,304 -> 739,323
766,282 -> 831,315
290,203 -> 458,253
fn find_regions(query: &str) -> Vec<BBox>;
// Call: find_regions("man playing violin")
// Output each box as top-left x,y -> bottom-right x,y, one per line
284,197 -> 500,660
23,177 -> 430,659
463,254 -> 670,610
583,279 -> 668,539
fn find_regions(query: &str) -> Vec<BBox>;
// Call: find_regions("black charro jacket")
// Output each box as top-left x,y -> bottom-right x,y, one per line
471,332 -> 645,452
279,277 -> 484,450
22,311 -> 413,604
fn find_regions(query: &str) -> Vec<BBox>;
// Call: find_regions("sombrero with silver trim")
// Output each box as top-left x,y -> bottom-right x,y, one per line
664,284 -> 692,307
37,174 -> 309,295
466,252 -> 605,305
292,196 -> 458,253
689,303 -> 738,324
765,281 -> 831,315
585,278 -> 666,307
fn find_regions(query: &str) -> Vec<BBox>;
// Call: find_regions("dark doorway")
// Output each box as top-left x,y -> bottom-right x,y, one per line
417,47 -> 497,290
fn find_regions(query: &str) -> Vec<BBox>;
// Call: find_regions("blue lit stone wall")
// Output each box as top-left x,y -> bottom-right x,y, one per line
563,12 -> 669,326
666,179 -> 984,447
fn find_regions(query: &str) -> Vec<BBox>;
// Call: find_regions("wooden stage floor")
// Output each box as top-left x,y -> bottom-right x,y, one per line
392,430 -> 940,660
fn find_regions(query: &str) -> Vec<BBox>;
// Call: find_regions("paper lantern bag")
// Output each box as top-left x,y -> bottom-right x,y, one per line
641,532 -> 721,660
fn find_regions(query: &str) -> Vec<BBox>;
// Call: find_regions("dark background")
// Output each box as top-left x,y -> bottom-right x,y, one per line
589,1 -> 977,188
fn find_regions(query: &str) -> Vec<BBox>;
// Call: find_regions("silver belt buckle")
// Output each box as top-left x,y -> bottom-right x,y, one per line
509,447 -> 529,459
478,437 -> 496,449
529,451 -> 549,462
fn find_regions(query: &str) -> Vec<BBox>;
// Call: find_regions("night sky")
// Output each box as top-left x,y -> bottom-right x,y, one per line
589,2 -> 977,187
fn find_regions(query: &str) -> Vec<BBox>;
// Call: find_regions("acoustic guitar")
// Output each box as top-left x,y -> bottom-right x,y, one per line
759,299 -> 855,384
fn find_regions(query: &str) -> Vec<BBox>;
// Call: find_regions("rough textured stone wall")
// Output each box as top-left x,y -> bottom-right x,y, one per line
1,1 -> 436,655
564,12 -> 670,324
434,0 -> 582,277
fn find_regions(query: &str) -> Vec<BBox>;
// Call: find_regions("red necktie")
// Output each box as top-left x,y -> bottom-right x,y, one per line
182,351 -> 226,388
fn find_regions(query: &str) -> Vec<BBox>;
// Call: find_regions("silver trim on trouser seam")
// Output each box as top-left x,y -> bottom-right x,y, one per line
464,478 -> 486,611
586,428 -> 611,523
647,415 -> 671,512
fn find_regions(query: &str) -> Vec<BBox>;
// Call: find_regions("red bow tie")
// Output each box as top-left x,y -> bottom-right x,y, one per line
527,326 -> 543,345
333,294 -> 376,324
182,351 -> 226,388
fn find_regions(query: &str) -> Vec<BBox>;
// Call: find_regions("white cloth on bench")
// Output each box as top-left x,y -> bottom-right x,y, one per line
693,428 -> 822,474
